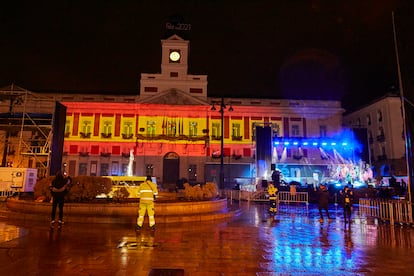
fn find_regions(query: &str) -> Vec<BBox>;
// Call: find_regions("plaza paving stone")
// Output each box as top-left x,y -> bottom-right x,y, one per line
0,201 -> 414,275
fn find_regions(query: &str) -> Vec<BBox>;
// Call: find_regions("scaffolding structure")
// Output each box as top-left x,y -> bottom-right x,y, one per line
0,84 -> 56,178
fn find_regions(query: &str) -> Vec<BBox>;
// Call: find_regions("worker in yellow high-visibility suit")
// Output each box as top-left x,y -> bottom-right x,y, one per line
267,181 -> 278,214
136,176 -> 158,231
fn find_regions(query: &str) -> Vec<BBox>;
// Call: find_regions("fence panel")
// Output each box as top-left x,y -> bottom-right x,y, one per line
359,198 -> 413,225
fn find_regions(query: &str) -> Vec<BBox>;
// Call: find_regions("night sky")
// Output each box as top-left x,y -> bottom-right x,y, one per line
1,1 -> 413,111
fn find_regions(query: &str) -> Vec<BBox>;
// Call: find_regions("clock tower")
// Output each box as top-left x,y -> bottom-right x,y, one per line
161,34 -> 188,77
140,34 -> 207,100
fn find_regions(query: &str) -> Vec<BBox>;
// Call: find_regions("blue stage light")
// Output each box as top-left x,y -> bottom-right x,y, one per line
321,142 -> 327,146
284,141 -> 290,146
312,142 -> 318,146
303,142 -> 309,146
293,141 -> 298,145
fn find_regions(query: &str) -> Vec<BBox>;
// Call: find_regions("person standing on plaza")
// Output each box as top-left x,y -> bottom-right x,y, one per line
314,184 -> 332,222
267,181 -> 278,215
50,171 -> 71,228
136,176 -> 158,231
340,185 -> 354,223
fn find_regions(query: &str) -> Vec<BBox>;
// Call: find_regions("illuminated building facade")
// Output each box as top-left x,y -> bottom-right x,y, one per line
343,94 -> 407,179
0,35 -> 346,189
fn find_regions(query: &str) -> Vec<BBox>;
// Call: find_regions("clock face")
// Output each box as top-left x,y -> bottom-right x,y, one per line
169,51 -> 181,62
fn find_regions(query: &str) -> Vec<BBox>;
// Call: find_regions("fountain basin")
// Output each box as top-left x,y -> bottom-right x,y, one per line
5,195 -> 240,224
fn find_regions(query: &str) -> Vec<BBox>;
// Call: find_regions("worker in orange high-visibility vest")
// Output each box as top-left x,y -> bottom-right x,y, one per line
136,176 -> 158,231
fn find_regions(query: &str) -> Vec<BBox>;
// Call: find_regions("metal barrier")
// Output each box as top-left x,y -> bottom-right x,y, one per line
0,182 -> 14,200
359,198 -> 413,225
224,190 -> 309,204
278,191 -> 309,204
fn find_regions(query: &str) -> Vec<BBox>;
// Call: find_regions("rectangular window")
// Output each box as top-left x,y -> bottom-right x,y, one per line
100,163 -> 109,176
366,115 -> 371,126
170,72 -> 178,77
111,161 -> 119,176
189,88 -> 203,93
90,161 -> 97,176
189,121 -> 198,137
319,125 -> 327,137
81,120 -> 92,135
78,163 -> 88,176
272,123 -> 280,137
212,122 -> 221,140
291,124 -> 300,137
144,87 -> 158,92
65,120 -> 71,135
232,123 -> 241,140
102,120 -> 112,135
147,121 -> 156,137
377,110 -> 383,122
122,121 -> 133,138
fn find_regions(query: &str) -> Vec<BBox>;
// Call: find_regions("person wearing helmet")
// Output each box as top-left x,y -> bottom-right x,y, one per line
267,181 -> 279,215
136,176 -> 158,231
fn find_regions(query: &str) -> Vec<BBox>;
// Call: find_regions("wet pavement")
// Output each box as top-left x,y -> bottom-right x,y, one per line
0,201 -> 414,276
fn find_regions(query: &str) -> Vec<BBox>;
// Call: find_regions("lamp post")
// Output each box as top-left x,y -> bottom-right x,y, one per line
211,97 -> 233,190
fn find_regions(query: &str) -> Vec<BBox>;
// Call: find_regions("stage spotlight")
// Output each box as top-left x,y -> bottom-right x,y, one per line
331,142 -> 336,146
293,141 -> 298,145
303,142 -> 309,146
284,141 -> 290,146
321,142 -> 327,146
312,142 -> 318,146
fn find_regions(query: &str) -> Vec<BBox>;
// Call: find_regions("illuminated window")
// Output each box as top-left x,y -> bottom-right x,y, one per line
65,120 -> 71,134
81,120 -> 92,134
232,123 -> 241,140
123,121 -> 133,136
147,121 -> 156,137
189,121 -> 198,137
103,121 -> 112,135
212,122 -> 221,140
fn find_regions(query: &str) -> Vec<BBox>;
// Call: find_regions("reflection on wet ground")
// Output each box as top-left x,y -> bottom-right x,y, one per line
1,201 -> 414,275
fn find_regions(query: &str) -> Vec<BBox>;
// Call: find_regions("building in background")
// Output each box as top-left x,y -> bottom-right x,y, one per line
343,93 -> 407,183
1,35 -> 346,190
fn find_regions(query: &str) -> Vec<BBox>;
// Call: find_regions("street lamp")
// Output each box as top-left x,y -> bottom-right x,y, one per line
211,97 -> 233,190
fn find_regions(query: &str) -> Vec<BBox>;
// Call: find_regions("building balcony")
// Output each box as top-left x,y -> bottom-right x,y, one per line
100,152 -> 111,158
79,132 -> 91,139
122,133 -> 134,139
232,136 -> 243,141
101,133 -> 112,139
79,152 -> 89,157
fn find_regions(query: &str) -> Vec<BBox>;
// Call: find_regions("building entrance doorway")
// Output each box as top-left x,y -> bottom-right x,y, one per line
163,152 -> 179,191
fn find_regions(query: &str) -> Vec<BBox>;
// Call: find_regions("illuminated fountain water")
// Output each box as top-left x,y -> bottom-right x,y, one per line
127,149 -> 134,176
